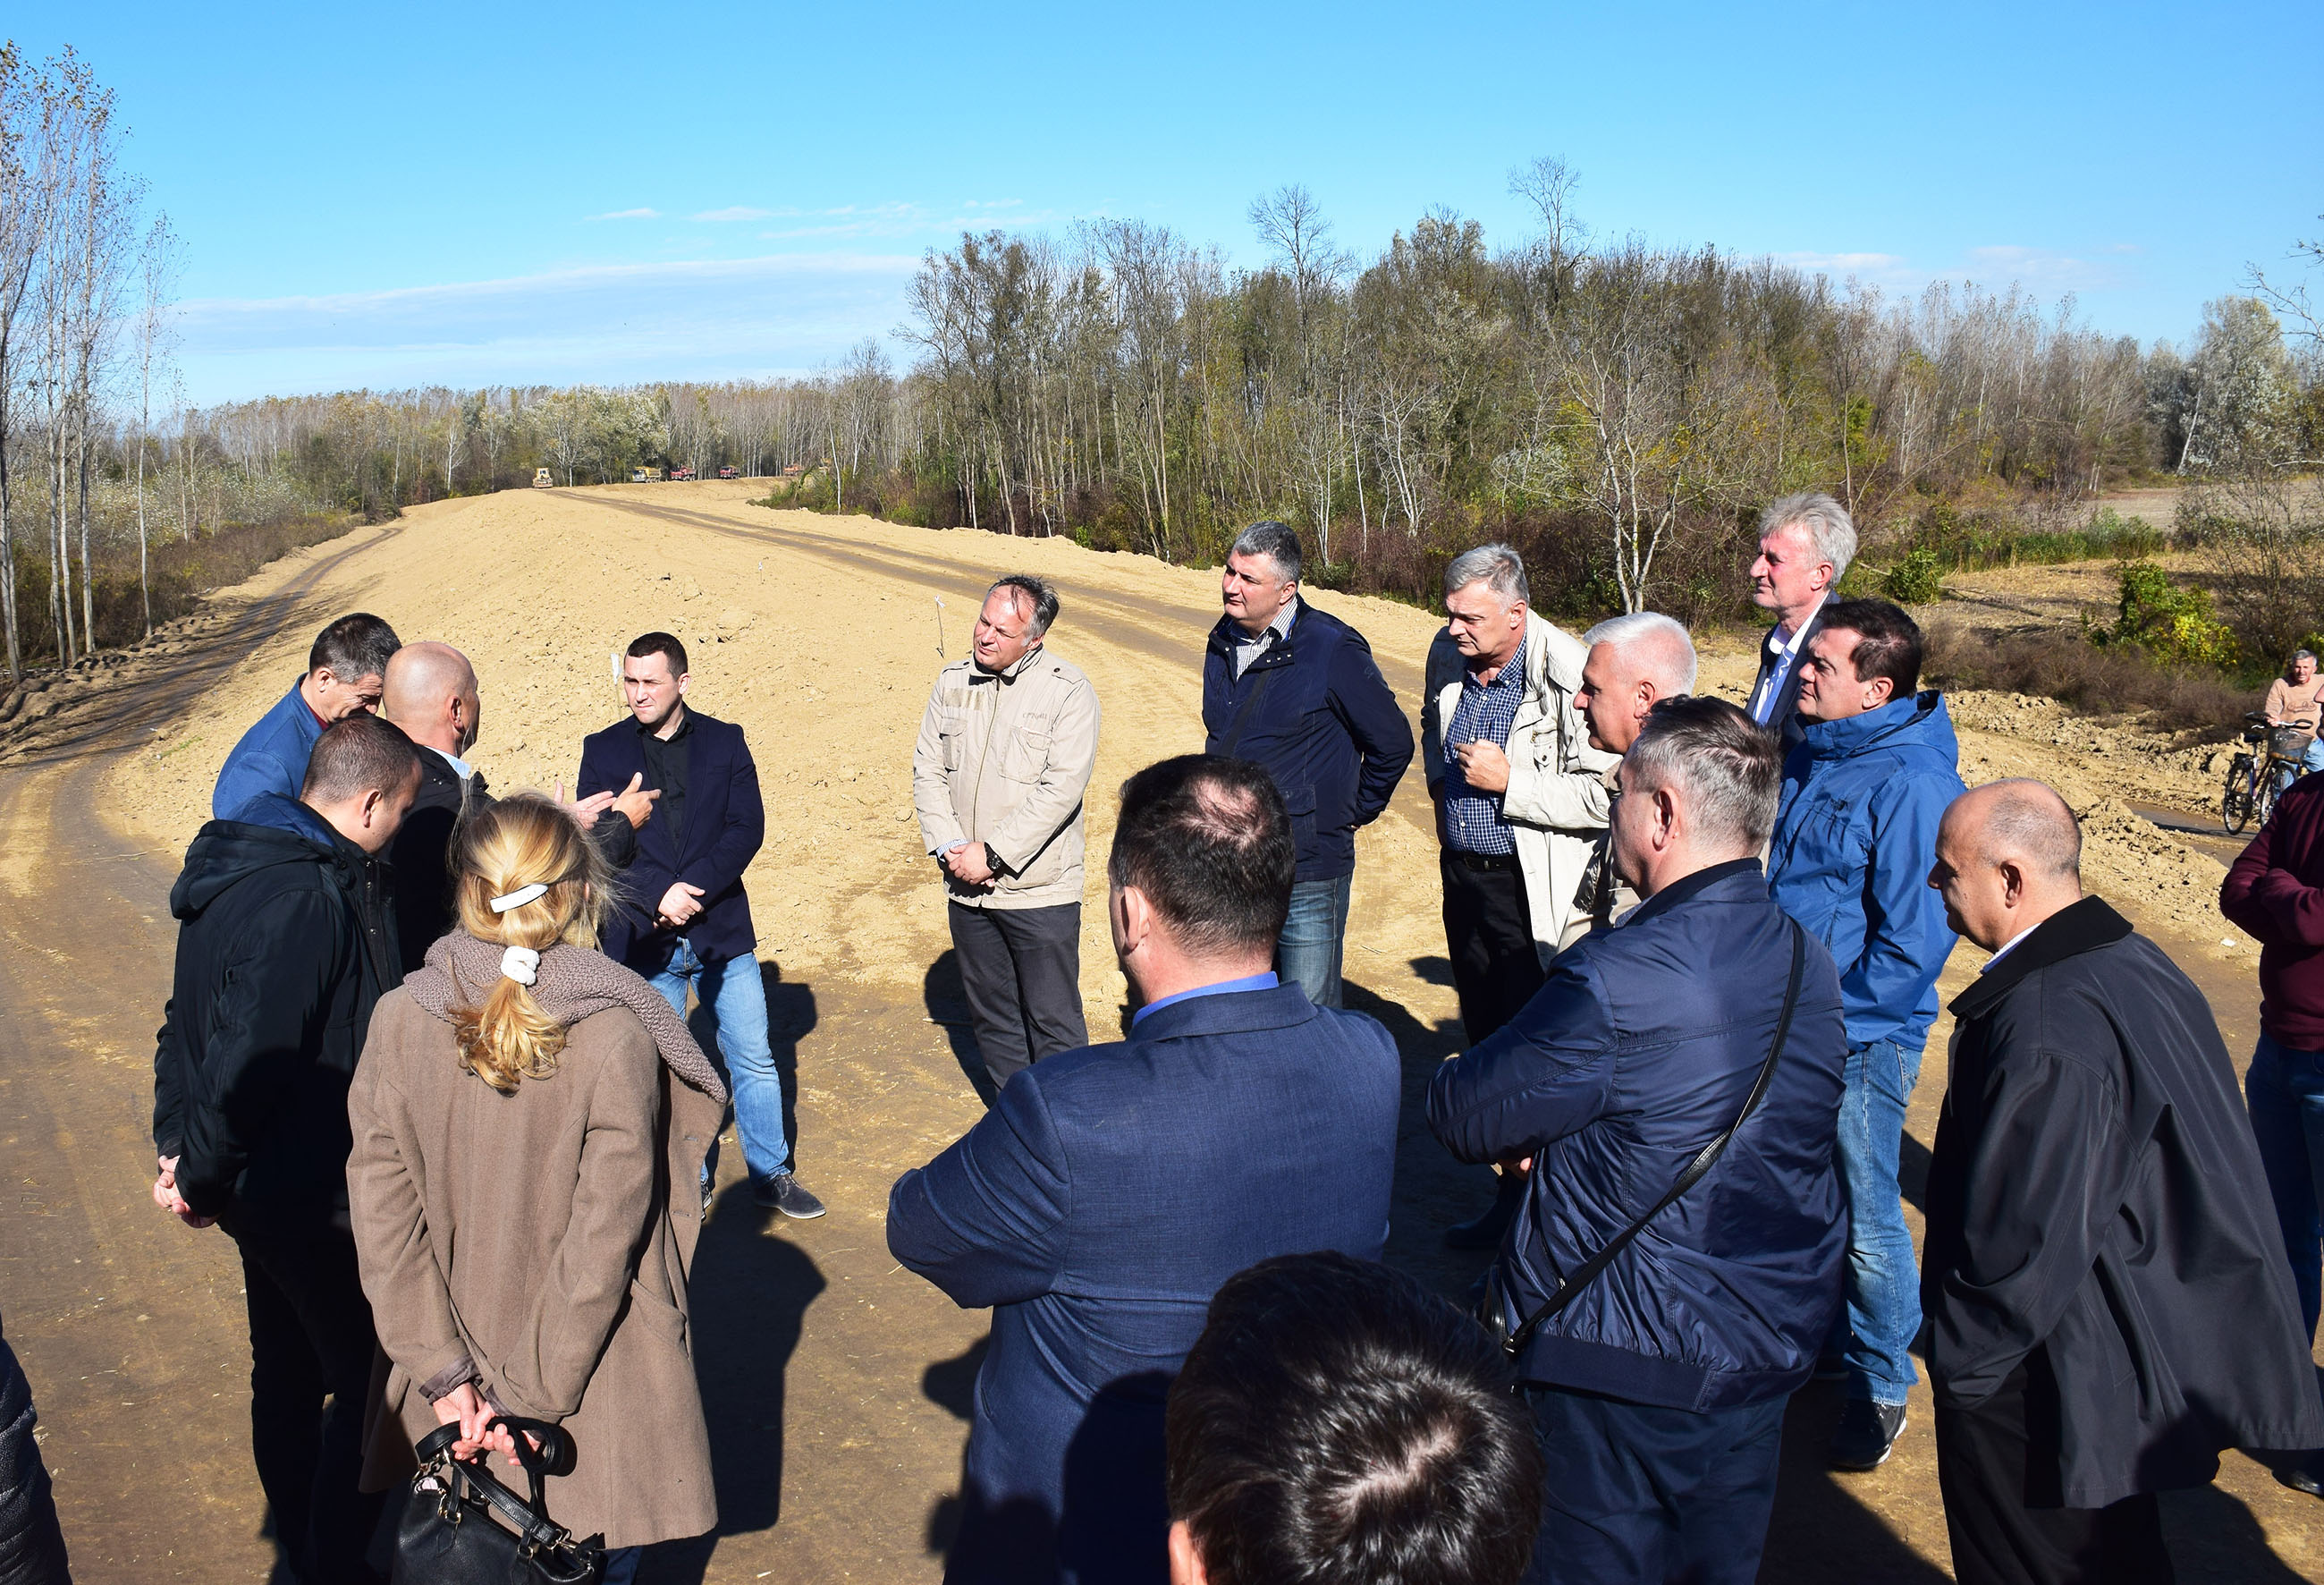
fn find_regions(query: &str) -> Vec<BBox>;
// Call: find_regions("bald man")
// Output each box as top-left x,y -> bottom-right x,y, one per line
1922,781 -> 2320,1584
381,642 -> 652,971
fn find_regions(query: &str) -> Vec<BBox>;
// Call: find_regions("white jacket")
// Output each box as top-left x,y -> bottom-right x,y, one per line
1421,611 -> 1618,963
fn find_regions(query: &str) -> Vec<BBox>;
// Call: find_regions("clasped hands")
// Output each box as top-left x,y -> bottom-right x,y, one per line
151,1155 -> 215,1229
431,1382 -> 537,1469
941,843 -> 996,886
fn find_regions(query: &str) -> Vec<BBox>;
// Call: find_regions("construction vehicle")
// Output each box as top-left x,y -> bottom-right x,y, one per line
669,463 -> 697,481
716,465 -> 739,480
532,467 -> 554,489
630,466 -> 664,483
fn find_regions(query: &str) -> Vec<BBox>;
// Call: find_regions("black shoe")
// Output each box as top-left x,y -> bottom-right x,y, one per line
755,1172 -> 826,1220
1829,1399 -> 1908,1471
2271,1459 -> 2324,1498
1813,1353 -> 1849,1382
1445,1177 -> 1525,1251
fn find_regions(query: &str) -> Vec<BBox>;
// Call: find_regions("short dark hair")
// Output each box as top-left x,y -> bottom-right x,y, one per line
308,613 -> 400,682
1167,1252 -> 1544,1585
300,714 -> 420,804
1626,696 -> 1784,851
1818,598 -> 1923,696
1229,520 -> 1302,584
1108,756 -> 1295,957
989,574 -> 1060,637
627,631 -> 689,677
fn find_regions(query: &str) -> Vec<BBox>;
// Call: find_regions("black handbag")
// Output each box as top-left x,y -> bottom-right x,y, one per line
392,1415 -> 606,1585
1480,920 -> 1807,1361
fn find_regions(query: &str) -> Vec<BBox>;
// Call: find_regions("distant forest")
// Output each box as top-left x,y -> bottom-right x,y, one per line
7,45 -> 2320,683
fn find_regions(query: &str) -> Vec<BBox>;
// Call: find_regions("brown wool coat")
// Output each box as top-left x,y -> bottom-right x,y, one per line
348,989 -> 723,1547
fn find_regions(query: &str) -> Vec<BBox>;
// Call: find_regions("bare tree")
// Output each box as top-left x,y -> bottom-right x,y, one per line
133,212 -> 180,638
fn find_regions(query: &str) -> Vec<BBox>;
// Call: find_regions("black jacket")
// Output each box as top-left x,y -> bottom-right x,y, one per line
1923,895 -> 2324,1506
1750,606 -> 1826,755
1200,599 -> 1414,883
1428,860 -> 1849,1410
151,792 -> 401,1233
578,709 -> 762,969
389,750 -> 488,976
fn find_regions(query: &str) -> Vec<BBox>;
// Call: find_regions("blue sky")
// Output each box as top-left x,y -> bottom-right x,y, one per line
38,1 -> 2324,404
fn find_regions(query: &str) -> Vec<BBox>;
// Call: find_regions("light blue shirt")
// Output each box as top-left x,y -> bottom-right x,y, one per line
1130,971 -> 1280,1028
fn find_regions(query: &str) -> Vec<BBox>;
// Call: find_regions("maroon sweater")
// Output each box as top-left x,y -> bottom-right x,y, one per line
2221,776 -> 2324,1047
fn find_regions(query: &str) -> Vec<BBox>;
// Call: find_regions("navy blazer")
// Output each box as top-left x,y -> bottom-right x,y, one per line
1428,860 -> 1849,1411
577,710 -> 763,969
887,984 -> 1400,1585
1200,598 -> 1414,883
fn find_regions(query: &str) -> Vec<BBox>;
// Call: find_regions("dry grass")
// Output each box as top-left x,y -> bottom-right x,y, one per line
1922,617 -> 2247,735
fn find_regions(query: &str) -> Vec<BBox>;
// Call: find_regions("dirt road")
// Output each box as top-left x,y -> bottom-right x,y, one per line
3,484 -> 2318,1581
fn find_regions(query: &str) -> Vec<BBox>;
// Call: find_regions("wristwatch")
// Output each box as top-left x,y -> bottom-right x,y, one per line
983,843 -> 1002,876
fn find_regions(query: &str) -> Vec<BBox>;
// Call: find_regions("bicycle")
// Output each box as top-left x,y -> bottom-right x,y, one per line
2223,712 -> 2316,833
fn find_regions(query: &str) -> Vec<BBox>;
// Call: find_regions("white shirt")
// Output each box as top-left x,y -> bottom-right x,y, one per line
428,744 -> 473,781
1980,922 -> 2041,973
1749,596 -> 1827,725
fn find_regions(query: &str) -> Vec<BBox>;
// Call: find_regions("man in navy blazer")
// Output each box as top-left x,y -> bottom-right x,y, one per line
578,631 -> 824,1218
888,755 -> 1402,1585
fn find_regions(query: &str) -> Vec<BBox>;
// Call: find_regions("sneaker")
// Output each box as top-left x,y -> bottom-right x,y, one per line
755,1171 -> 827,1220
2270,1457 -> 2324,1498
1829,1399 -> 1908,1471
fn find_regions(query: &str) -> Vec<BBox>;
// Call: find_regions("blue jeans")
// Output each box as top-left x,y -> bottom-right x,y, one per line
1276,873 -> 1354,1009
601,1545 -> 642,1584
1830,1037 -> 1924,1405
2247,1031 -> 2324,1339
649,937 -> 790,1188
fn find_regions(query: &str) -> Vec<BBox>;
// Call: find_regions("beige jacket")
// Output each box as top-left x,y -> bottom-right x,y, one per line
348,993 -> 723,1548
912,646 -> 1101,911
1422,610 -> 1619,964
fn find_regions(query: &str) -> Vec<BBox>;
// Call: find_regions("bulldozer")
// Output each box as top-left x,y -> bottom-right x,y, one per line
532,467 -> 554,489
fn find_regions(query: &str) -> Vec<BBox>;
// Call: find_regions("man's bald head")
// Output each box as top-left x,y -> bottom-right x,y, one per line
381,641 -> 480,758
1930,778 -> 2083,952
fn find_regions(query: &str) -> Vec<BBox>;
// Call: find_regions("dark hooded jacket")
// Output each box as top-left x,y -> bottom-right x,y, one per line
1923,895 -> 2324,1506
389,749 -> 488,976
151,792 -> 401,1233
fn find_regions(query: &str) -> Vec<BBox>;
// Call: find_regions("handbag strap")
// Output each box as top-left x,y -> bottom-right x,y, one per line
1500,919 -> 1807,1360
414,1415 -> 585,1558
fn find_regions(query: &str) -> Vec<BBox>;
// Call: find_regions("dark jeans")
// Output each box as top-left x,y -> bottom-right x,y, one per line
1441,851 -> 1547,1045
2247,1030 -> 2324,1337
950,902 -> 1086,1089
1521,1386 -> 1787,1585
1933,1356 -> 2171,1585
1276,873 -> 1354,1009
233,1225 -> 386,1585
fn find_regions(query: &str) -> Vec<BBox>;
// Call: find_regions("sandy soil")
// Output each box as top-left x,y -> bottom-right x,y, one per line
6,484 -> 2316,1581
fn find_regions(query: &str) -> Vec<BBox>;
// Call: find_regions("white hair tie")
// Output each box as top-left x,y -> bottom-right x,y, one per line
500,945 -> 541,987
489,882 -> 549,913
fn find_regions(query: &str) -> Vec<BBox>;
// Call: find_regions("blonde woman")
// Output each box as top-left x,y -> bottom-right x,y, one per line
348,792 -> 729,1580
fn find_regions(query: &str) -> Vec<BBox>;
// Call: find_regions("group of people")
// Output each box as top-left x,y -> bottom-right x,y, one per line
4,486 -> 2299,1585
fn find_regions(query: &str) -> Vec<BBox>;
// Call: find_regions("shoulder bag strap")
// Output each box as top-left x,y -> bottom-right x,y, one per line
1501,919 -> 1807,1360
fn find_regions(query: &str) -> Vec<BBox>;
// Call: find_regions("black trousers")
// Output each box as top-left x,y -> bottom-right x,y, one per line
1441,851 -> 1548,1046
232,1225 -> 387,1585
949,902 -> 1087,1089
1933,1357 -> 2171,1585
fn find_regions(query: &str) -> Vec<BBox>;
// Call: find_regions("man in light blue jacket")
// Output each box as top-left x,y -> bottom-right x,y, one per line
1768,598 -> 1965,1473
211,614 -> 400,819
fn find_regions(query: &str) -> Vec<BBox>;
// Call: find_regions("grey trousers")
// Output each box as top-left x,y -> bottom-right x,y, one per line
949,902 -> 1087,1089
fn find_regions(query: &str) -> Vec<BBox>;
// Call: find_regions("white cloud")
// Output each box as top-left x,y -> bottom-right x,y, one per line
591,208 -> 661,220
174,254 -> 920,401
1965,245 -> 2121,290
689,206 -> 777,222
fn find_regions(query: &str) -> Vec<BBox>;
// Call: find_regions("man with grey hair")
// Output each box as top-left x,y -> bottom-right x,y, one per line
1202,521 -> 1412,1008
916,574 -> 1102,1095
1429,697 -> 1849,1582
2263,648 -> 2324,783
1421,544 -> 1617,1248
213,612 -> 402,819
1576,611 -> 1698,757
1928,779 -> 2321,1581
1748,492 -> 1856,752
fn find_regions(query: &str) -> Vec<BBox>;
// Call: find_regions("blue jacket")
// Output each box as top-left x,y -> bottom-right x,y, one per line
211,680 -> 324,819
1200,599 -> 1414,882
887,984 -> 1400,1585
577,710 -> 763,970
1427,860 -> 1849,1410
1768,691 -> 1965,1050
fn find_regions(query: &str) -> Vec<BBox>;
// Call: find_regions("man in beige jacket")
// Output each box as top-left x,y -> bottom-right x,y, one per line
914,575 -> 1103,1095
1421,544 -> 1617,1248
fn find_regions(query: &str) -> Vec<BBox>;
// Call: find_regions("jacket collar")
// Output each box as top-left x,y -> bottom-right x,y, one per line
1208,596 -> 1312,661
1620,856 -> 1764,929
1796,690 -> 1947,762
968,643 -> 1045,684
1947,894 -> 2133,1021
1128,981 -> 1319,1043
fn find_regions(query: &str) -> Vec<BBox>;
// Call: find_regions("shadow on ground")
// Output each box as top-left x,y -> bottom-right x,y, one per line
924,949 -> 997,1107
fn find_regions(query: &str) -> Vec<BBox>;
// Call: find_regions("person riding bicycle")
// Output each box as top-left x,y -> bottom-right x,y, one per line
2265,649 -> 2324,788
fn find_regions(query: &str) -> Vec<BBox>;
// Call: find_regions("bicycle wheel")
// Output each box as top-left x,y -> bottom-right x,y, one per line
2226,755 -> 2257,833
2257,763 -> 2282,828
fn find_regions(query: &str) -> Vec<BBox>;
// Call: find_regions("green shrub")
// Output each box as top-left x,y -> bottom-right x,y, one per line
2092,561 -> 2237,667
1883,548 -> 1945,605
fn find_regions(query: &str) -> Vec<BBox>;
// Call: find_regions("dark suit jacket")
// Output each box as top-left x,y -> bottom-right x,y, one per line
886,984 -> 1401,1585
1750,606 -> 1827,754
389,750 -> 487,976
577,710 -> 763,969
